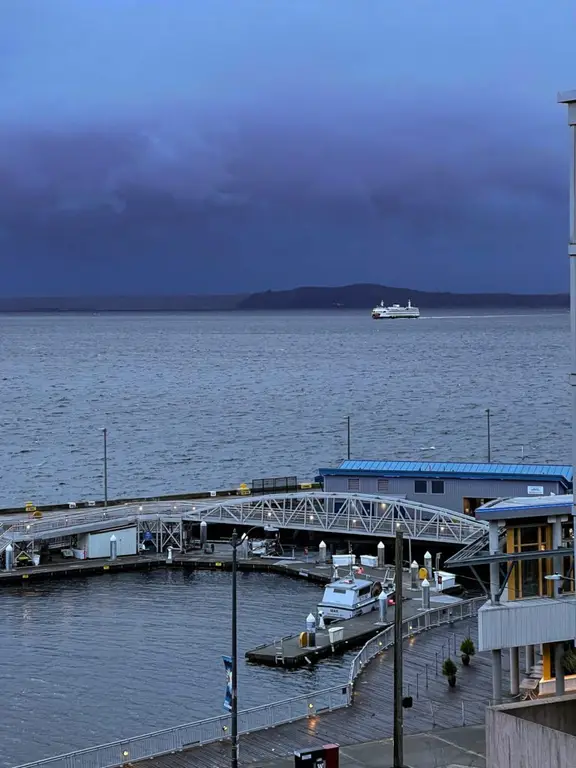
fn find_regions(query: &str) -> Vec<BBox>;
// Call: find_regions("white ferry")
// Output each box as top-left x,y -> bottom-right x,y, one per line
317,574 -> 382,622
372,299 -> 420,319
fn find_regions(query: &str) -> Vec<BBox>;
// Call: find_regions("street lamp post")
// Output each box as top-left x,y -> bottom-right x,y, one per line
229,525 -> 260,768
230,529 -> 239,768
346,416 -> 351,461
102,428 -> 108,507
485,409 -> 491,463
393,529 -> 404,768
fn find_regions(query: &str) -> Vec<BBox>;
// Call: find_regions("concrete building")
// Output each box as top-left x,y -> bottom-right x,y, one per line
487,694 -> 576,768
446,494 -> 576,702
317,460 -> 572,514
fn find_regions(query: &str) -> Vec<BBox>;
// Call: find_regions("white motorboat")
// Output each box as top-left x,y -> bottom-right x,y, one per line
317,572 -> 382,623
372,299 -> 420,319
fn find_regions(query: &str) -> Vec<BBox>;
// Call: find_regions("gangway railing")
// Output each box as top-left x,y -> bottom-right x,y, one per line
0,492 -> 487,552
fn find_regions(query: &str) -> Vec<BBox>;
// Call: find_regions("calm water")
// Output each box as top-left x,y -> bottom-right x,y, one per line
0,570 -> 347,766
1,310 -> 570,508
0,309 -> 570,764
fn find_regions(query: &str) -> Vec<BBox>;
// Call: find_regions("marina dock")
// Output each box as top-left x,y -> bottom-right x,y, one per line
135,620 -> 508,768
244,597 -> 438,667
246,608 -> 390,667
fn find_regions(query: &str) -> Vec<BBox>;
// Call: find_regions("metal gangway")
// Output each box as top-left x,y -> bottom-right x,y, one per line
0,491 -> 487,556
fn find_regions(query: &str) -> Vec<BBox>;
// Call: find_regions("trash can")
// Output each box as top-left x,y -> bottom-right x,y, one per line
294,743 -> 339,767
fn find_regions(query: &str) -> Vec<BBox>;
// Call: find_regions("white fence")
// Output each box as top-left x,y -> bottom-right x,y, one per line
14,597 -> 484,768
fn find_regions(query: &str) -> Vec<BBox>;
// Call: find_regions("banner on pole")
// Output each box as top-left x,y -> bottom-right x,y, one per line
223,655 -> 232,711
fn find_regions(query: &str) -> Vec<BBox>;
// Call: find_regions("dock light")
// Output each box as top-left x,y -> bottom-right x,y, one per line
396,522 -> 400,529
352,519 -> 357,524
267,512 -> 272,517
138,506 -> 143,512
440,526 -> 445,532
309,515 -> 314,521
545,573 -> 575,582
122,751 -> 129,758
308,702 -> 314,709
25,525 -> 30,531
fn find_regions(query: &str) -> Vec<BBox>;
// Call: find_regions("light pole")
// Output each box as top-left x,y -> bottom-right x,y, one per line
229,525 -> 261,768
102,427 -> 108,507
485,409 -> 491,463
346,416 -> 351,461
393,529 -> 404,768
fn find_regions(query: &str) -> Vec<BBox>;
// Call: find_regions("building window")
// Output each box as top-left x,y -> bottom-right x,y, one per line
431,480 -> 445,494
377,479 -> 389,492
347,478 -> 360,491
414,480 -> 427,494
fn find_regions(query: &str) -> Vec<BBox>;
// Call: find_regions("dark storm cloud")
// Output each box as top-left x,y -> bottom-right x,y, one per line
0,0 -> 573,294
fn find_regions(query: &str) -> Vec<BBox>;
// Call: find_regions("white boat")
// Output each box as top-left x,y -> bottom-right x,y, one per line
317,573 -> 382,623
372,299 -> 420,319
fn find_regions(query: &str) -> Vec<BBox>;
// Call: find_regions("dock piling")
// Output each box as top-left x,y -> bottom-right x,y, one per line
410,560 -> 419,590
421,578 -> 430,610
424,551 -> 432,580
377,541 -> 385,568
378,591 -> 387,623
5,543 -> 13,571
109,535 -> 117,561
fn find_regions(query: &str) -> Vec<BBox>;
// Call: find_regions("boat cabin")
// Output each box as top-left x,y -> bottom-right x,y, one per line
318,576 -> 378,622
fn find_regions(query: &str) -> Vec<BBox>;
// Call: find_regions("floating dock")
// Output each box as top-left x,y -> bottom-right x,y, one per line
245,608 -> 392,667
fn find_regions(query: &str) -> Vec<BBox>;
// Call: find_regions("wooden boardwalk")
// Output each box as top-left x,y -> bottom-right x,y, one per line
143,620 -> 508,767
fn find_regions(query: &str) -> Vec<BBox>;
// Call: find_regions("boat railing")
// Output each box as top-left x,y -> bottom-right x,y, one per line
13,596 -> 484,768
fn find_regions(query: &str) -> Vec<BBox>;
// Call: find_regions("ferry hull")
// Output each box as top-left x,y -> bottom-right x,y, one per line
319,599 -> 377,623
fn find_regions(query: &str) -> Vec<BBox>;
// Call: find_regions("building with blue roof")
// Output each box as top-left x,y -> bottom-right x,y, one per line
317,459 -> 572,515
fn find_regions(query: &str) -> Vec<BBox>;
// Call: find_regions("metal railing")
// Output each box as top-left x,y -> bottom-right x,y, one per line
13,686 -> 349,768
13,597 -> 484,768
1,492 -> 487,552
348,596 -> 485,685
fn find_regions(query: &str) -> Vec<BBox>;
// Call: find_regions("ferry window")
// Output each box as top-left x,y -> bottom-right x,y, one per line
414,480 -> 427,494
431,481 -> 444,494
348,478 -> 360,491
358,586 -> 370,596
333,588 -> 347,594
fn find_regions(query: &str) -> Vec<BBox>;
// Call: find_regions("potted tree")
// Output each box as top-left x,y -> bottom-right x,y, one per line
442,657 -> 458,687
460,637 -> 476,666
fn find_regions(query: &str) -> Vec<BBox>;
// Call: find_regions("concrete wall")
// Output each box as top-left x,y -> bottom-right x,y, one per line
323,474 -> 563,513
487,696 -> 576,768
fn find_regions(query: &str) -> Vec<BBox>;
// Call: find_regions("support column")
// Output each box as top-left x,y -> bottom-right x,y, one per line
557,92 -> 576,650
489,520 -> 502,704
556,643 -> 566,696
492,650 -> 502,704
551,517 -> 563,596
509,647 -> 519,696
525,645 -> 535,673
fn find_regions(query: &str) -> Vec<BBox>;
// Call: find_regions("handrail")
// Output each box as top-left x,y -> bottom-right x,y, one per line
12,596 -> 485,768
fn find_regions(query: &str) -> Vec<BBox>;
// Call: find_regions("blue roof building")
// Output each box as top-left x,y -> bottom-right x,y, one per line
317,459 -> 572,515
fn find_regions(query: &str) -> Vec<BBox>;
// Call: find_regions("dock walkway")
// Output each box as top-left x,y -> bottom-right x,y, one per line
141,621 -> 507,767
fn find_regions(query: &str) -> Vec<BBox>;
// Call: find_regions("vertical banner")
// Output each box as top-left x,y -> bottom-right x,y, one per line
223,655 -> 233,711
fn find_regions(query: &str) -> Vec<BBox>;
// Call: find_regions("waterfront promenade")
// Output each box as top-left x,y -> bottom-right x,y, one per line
141,621 -> 506,767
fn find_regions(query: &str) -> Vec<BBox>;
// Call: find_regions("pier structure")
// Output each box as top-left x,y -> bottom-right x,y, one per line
0,491 -> 487,562
13,597 -> 490,768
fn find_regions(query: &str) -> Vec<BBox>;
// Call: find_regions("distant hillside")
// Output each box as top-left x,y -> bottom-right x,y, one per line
0,294 -> 247,312
237,284 -> 569,310
0,285 -> 569,312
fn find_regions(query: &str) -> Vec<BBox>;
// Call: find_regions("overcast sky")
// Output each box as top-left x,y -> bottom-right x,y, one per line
1,0 -> 574,296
